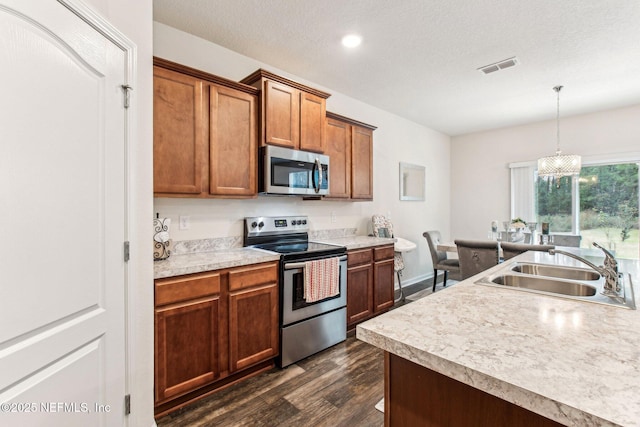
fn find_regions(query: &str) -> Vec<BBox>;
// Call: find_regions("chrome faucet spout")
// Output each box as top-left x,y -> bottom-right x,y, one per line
548,249 -> 602,273
548,242 -> 621,296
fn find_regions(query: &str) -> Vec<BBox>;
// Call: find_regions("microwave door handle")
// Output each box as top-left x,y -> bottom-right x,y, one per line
313,158 -> 322,193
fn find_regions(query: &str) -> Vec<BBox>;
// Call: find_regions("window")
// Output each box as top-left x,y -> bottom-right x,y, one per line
535,162 -> 639,259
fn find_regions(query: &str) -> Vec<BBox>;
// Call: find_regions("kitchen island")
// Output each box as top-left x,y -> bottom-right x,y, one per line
357,250 -> 640,426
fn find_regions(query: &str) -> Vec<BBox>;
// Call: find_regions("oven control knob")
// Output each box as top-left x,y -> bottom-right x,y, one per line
302,219 -> 307,225
258,221 -> 264,228
251,221 -> 258,229
293,220 -> 300,225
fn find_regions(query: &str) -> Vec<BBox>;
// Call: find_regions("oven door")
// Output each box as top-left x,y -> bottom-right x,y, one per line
282,255 -> 347,326
262,145 -> 329,196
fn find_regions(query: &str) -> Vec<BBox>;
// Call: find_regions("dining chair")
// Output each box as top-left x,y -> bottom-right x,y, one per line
423,231 -> 462,292
500,242 -> 555,261
548,234 -> 582,247
454,239 -> 500,280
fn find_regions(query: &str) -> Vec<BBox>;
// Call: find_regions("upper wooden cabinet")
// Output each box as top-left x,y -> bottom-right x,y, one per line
153,58 -> 258,198
153,67 -> 204,195
241,69 -> 330,153
325,112 -> 377,200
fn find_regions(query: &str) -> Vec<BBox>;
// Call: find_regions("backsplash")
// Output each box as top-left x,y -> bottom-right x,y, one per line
171,228 -> 358,255
171,236 -> 243,255
309,228 -> 358,240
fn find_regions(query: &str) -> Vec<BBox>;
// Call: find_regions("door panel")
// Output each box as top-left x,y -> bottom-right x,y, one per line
209,85 -> 257,195
0,1 -> 127,424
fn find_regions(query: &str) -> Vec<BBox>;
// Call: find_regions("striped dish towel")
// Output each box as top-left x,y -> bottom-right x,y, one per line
304,257 -> 340,303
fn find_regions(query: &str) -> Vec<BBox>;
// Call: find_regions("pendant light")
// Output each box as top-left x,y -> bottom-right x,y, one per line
537,85 -> 581,181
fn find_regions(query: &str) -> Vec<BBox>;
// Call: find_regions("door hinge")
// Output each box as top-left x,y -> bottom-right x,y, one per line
124,394 -> 131,415
124,241 -> 130,262
121,84 -> 132,109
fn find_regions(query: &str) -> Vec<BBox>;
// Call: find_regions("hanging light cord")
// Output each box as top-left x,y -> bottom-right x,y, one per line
554,85 -> 563,154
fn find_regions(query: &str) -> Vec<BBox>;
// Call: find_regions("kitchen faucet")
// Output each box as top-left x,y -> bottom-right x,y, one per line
549,242 -> 621,298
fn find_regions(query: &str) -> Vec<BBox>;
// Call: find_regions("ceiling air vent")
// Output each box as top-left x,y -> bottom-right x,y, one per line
478,56 -> 519,75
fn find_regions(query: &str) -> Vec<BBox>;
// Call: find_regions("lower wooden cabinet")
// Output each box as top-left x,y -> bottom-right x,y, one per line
154,262 -> 278,416
228,264 -> 279,372
155,296 -> 220,402
347,244 -> 395,330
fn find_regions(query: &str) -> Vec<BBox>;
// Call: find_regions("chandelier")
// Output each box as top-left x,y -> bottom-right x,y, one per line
537,85 -> 581,180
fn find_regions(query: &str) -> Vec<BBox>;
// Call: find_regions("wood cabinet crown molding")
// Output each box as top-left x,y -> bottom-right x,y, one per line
325,111 -> 377,131
240,69 -> 331,99
154,57 -> 258,96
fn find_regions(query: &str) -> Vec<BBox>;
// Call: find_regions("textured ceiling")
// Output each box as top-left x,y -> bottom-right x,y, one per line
153,0 -> 640,136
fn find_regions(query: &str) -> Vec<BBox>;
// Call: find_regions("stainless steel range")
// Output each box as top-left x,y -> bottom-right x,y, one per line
244,216 -> 347,367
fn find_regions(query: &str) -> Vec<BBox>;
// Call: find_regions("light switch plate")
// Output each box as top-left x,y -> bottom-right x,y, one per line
179,215 -> 190,230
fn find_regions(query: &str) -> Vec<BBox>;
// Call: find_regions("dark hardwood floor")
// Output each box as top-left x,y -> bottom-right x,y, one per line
155,276 -> 453,427
156,337 -> 385,427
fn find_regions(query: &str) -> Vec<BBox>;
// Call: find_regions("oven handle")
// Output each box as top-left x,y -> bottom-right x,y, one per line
284,255 -> 347,270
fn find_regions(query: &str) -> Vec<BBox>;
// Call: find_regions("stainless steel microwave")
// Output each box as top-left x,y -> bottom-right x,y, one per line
260,145 -> 329,196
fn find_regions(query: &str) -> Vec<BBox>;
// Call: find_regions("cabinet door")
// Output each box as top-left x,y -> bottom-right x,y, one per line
229,283 -> 279,371
351,125 -> 374,200
155,297 -> 220,402
264,80 -> 299,148
209,84 -> 257,196
374,258 -> 395,312
347,263 -> 374,328
153,66 -> 205,194
299,91 -> 326,153
325,117 -> 351,198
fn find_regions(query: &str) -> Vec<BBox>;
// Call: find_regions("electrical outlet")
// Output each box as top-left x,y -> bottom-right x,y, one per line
331,211 -> 337,223
179,215 -> 190,230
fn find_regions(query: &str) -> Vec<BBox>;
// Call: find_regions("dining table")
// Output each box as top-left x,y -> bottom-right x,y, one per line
438,241 -> 607,259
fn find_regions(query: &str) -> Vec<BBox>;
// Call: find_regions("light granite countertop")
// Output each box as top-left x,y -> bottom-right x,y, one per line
154,247 -> 280,279
311,235 -> 395,250
154,234 -> 393,279
357,250 -> 640,426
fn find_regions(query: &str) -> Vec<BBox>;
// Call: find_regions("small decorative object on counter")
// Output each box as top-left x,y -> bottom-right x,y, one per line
527,222 -> 538,245
510,217 -> 527,229
153,215 -> 172,261
541,222 -> 550,235
491,220 -> 498,233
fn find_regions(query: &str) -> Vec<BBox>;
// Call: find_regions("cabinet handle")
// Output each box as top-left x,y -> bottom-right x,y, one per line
284,255 -> 347,270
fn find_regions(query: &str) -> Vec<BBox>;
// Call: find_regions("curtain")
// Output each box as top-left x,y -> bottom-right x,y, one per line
509,162 -> 536,222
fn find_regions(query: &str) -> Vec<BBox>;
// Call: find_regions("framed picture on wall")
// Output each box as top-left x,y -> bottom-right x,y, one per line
400,162 -> 425,201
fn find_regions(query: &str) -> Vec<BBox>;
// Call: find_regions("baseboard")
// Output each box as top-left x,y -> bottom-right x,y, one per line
396,272 -> 432,289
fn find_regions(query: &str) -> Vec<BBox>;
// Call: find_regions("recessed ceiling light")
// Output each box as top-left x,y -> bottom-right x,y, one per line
341,34 -> 362,48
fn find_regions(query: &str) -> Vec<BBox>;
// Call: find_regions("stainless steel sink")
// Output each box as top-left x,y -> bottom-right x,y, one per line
511,263 -> 600,281
491,274 -> 597,296
476,260 -> 635,309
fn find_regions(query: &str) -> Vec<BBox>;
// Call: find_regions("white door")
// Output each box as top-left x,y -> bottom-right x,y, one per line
0,1 -> 128,426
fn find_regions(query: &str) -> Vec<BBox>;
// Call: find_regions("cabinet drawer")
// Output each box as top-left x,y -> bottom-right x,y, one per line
374,245 -> 395,261
155,272 -> 221,306
228,262 -> 278,291
348,248 -> 373,267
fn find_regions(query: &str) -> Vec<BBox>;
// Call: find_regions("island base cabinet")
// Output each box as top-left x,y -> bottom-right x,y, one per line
385,352 -> 563,427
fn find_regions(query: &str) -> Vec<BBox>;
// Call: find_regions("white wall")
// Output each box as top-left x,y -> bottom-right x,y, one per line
82,1 -> 154,426
451,104 -> 640,240
153,22 -> 453,285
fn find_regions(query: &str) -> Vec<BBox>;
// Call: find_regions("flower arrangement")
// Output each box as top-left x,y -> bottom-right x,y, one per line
511,217 -> 527,229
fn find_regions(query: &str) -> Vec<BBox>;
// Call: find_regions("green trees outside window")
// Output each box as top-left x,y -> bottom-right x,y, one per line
536,163 -> 639,259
